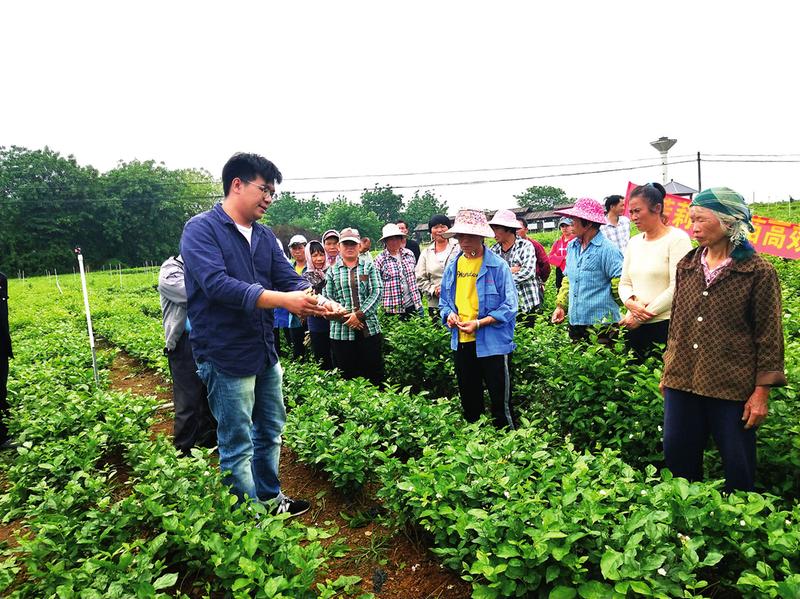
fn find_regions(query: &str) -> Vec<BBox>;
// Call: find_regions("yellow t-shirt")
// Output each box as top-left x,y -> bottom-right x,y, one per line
455,255 -> 481,342
294,263 -> 304,275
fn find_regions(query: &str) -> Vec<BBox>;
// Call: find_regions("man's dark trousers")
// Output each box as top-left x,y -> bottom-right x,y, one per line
167,332 -> 216,453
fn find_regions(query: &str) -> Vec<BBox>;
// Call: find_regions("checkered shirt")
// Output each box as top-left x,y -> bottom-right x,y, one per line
324,256 -> 383,340
373,248 -> 422,313
491,237 -> 542,313
600,216 -> 631,252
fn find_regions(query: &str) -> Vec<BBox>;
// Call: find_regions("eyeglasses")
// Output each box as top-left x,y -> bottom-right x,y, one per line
243,180 -> 277,198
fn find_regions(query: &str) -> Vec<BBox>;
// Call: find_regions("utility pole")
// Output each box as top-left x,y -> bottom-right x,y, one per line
696,152 -> 702,191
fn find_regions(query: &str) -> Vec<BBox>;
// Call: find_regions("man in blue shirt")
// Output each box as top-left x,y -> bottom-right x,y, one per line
181,153 -> 331,516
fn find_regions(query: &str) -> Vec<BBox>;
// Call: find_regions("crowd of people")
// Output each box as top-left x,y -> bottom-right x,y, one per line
0,152 -> 783,520
153,154 -> 785,512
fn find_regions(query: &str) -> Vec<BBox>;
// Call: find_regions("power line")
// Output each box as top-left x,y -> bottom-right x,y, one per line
1,156 -> 797,206
703,153 -> 800,157
703,159 -> 800,163
288,154 -> 697,181
288,159 -> 698,195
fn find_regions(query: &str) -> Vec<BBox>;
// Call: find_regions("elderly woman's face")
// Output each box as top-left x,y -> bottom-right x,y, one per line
455,233 -> 483,256
385,236 -> 404,254
324,237 -> 340,257
290,243 -> 306,261
689,206 -> 727,247
431,223 -> 449,241
311,250 -> 326,270
490,225 -> 514,245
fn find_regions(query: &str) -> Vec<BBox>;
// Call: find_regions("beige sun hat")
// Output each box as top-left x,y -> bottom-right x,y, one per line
487,209 -> 522,230
441,209 -> 494,238
380,223 -> 405,241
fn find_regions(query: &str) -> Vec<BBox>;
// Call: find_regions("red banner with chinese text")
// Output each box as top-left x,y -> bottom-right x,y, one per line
624,182 -> 800,260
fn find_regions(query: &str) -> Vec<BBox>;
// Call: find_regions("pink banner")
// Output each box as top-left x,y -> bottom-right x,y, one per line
624,182 -> 800,260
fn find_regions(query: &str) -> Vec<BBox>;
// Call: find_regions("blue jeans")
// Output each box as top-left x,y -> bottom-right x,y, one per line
663,387 -> 756,492
197,360 -> 286,502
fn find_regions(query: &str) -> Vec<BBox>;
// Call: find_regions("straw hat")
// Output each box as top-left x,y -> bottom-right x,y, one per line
487,209 -> 522,230
441,209 -> 494,238
554,198 -> 606,225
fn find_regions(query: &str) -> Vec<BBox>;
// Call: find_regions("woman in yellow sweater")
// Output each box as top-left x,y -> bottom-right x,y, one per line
619,183 -> 693,360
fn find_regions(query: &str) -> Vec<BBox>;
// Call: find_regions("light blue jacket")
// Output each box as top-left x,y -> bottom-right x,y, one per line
439,247 -> 517,357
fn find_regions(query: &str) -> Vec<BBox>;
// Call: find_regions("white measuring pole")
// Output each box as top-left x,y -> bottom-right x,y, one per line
54,268 -> 63,295
75,248 -> 100,386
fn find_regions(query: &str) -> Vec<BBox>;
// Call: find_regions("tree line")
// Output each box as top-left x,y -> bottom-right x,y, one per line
0,146 -> 571,275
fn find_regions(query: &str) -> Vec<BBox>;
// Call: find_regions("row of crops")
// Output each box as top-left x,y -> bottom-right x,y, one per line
3,260 -> 800,597
0,278 -> 370,597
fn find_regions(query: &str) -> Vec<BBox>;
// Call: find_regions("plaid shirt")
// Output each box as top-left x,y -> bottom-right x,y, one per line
491,237 -> 542,312
373,248 -> 422,313
600,216 -> 631,253
324,256 -> 383,340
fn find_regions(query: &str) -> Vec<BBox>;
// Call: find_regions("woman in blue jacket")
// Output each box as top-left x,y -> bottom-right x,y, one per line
439,209 -> 518,428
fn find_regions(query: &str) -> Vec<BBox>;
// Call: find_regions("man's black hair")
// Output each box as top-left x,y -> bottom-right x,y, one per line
603,194 -> 624,213
517,216 -> 528,228
222,153 -> 283,197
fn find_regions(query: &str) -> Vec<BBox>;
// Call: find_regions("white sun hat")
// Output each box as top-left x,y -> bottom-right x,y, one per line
380,223 -> 405,241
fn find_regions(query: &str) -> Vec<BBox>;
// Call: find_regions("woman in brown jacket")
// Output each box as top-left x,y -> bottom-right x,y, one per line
660,187 -> 786,492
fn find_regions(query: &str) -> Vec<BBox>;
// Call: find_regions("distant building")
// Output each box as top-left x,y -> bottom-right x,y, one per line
520,203 -> 574,232
664,180 -> 698,198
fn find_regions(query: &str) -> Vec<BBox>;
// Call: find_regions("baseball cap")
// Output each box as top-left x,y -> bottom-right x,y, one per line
339,228 -> 361,243
288,234 -> 308,246
322,229 -> 340,242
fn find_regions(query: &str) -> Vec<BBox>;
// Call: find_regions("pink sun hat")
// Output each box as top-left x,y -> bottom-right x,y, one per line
487,208 -> 522,230
553,198 -> 606,225
442,208 -> 494,238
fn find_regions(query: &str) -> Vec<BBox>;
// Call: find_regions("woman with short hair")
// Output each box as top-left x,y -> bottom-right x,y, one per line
660,187 -> 786,492
415,214 -> 458,320
302,240 -> 334,370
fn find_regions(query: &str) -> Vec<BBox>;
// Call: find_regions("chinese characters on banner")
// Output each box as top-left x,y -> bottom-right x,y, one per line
624,182 -> 800,260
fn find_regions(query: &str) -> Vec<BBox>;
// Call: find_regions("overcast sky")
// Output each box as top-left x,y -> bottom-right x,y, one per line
2,1 -> 798,214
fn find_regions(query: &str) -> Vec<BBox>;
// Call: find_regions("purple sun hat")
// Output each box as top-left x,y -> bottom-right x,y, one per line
553,198 -> 606,225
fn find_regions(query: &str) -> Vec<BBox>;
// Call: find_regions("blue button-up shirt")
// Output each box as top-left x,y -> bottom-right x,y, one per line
439,248 -> 518,357
564,231 -> 623,326
180,203 -> 309,376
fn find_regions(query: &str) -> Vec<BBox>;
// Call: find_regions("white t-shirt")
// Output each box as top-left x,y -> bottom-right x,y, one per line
618,227 -> 693,322
236,223 -> 253,245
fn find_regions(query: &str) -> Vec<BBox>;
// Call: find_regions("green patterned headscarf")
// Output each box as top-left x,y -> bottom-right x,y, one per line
690,187 -> 755,260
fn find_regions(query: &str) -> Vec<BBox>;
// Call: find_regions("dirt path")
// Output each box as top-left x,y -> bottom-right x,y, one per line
105,346 -> 472,599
